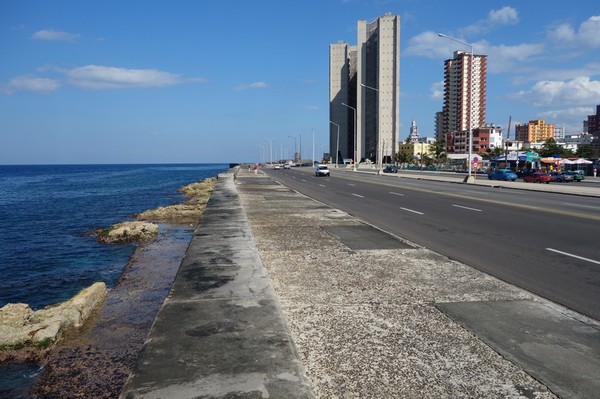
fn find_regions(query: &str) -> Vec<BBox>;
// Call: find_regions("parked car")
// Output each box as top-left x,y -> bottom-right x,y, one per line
566,171 -> 585,181
488,169 -> 518,181
523,172 -> 552,183
314,164 -> 330,177
383,165 -> 398,173
549,172 -> 573,182
516,169 -> 537,178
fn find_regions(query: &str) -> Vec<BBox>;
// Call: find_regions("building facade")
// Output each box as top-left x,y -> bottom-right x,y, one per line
515,120 -> 555,143
441,50 -> 487,154
586,105 -> 600,154
329,13 -> 400,164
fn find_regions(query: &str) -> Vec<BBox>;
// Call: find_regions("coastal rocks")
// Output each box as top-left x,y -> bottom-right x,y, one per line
136,177 -> 216,224
97,221 -> 158,244
0,282 -> 107,360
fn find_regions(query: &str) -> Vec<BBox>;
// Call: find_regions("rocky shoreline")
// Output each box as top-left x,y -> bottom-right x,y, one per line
0,177 -> 217,397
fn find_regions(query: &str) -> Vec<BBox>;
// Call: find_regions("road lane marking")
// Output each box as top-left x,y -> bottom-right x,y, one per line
319,184 -> 326,187
563,202 -> 600,211
301,179 -> 306,182
546,248 -> 600,265
452,204 -> 482,212
352,193 -> 364,198
389,192 -> 405,196
400,207 -> 424,215
348,183 -> 356,186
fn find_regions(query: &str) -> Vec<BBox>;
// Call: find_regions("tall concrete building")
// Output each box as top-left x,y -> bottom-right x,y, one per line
441,50 -> 487,154
329,13 -> 400,164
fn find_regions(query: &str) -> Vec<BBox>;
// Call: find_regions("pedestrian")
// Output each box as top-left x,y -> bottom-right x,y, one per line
594,168 -> 597,178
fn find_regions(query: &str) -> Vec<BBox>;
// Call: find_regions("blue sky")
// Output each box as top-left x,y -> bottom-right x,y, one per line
1,0 -> 599,164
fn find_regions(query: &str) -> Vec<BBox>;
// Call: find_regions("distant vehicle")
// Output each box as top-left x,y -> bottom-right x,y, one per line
488,169 -> 518,181
274,164 -> 281,170
314,164 -> 330,177
516,169 -> 537,178
566,171 -> 585,181
549,172 -> 573,182
383,165 -> 398,173
283,164 -> 290,169
523,172 -> 552,183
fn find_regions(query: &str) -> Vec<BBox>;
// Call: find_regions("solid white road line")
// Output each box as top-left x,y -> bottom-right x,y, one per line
352,193 -> 364,198
400,207 -> 424,215
452,204 -> 483,212
563,202 -> 600,211
546,248 -> 600,265
389,192 -> 405,196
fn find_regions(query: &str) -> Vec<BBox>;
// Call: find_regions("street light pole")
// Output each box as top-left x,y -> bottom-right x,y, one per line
329,121 -> 340,167
341,102 -> 357,171
438,33 -> 475,182
360,83 -> 383,172
288,135 -> 297,163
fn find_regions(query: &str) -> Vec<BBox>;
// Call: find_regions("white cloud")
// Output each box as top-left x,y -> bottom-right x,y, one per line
512,76 -> 600,107
460,6 -> 519,36
548,16 -> 600,48
32,29 -> 81,41
429,81 -> 443,100
234,81 -> 267,91
0,75 -> 60,94
66,65 -> 196,89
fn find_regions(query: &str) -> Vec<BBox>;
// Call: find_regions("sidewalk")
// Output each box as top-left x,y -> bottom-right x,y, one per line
122,168 -> 600,399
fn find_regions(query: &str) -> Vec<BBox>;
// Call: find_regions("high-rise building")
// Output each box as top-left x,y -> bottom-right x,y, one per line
329,13 -> 400,164
440,50 -> 487,154
515,120 -> 555,143
585,105 -> 600,154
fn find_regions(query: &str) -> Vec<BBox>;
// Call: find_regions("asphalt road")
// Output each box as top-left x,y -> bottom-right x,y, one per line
264,167 -> 600,321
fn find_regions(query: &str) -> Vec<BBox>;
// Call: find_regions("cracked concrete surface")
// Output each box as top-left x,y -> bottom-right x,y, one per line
236,169 -> 557,399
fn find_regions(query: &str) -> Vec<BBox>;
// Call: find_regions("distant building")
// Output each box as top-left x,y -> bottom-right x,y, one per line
472,124 -> 503,152
398,138 -> 434,160
407,119 -> 420,142
515,120 -> 555,143
554,125 -> 565,141
329,13 -> 400,164
586,105 -> 600,154
441,50 -> 488,154
434,111 -> 444,142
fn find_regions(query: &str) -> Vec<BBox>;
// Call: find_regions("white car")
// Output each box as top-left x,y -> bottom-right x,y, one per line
315,164 -> 330,177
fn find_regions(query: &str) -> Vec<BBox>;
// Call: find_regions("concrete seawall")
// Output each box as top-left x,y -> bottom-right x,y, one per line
121,171 -> 314,398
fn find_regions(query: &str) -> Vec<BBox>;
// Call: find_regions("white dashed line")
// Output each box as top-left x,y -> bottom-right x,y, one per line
352,193 -> 364,198
348,183 -> 356,186
319,184 -> 326,187
452,204 -> 482,212
546,248 -> 600,265
400,207 -> 424,215
389,192 -> 404,196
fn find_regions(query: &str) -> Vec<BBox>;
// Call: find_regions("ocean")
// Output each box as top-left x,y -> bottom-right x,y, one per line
0,163 -> 229,397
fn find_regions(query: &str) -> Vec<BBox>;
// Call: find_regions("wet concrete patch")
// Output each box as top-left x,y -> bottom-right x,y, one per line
322,225 -> 414,250
436,300 -> 600,399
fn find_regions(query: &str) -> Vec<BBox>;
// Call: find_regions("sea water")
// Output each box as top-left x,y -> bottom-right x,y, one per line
0,163 -> 229,397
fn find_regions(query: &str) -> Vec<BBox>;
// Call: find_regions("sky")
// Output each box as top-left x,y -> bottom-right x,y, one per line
1,0 -> 599,164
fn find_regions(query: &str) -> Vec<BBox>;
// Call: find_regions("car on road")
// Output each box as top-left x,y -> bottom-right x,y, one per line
283,164 -> 291,169
383,165 -> 398,173
488,169 -> 518,181
315,164 -> 330,177
549,172 -> 574,182
566,171 -> 585,181
523,172 -> 552,183
273,164 -> 281,170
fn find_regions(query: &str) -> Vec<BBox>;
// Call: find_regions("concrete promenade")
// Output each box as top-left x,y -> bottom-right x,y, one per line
122,167 -> 600,398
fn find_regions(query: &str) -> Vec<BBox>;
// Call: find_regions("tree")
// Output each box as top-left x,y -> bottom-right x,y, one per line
428,139 -> 447,165
538,138 -> 574,158
395,151 -> 412,164
575,143 -> 597,158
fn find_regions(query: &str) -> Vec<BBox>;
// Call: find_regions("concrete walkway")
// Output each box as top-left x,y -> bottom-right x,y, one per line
122,167 -> 600,398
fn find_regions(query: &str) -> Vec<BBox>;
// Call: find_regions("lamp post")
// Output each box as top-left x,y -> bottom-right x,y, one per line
329,121 -> 340,167
288,135 -> 297,163
341,102 -> 357,171
438,33 -> 475,182
360,83 -> 382,171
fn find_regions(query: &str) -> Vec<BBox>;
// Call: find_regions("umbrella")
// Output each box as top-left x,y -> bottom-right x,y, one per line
573,158 -> 592,164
